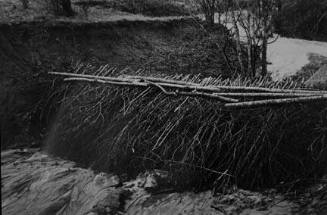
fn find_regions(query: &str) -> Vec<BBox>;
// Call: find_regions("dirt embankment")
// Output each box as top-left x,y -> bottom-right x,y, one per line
0,18 -> 201,77
0,18 -> 234,149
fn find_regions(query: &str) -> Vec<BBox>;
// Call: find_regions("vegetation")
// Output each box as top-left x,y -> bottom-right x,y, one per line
0,19 -> 244,149
1,0 -> 326,197
197,0 -> 279,79
108,0 -> 191,17
46,64 -> 327,191
48,0 -> 74,16
289,54 -> 327,86
197,0 -> 217,27
20,0 -> 29,9
274,0 -> 327,41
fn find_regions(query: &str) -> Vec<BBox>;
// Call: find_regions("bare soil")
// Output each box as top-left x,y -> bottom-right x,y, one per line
2,149 -> 326,215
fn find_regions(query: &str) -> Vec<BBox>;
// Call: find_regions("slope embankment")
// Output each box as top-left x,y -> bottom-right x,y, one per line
1,17 -> 232,149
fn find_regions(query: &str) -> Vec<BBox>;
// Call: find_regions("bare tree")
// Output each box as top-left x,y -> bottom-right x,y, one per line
254,0 -> 278,76
228,0 -> 279,77
194,0 -> 278,77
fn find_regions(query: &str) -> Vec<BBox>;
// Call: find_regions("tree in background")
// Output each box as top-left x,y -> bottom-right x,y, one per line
249,0 -> 279,76
227,0 -> 279,77
48,0 -> 74,17
274,0 -> 327,41
197,0 -> 218,27
196,0 -> 279,77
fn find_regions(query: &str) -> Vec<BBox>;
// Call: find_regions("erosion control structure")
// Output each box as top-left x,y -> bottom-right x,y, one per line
48,65 -> 327,191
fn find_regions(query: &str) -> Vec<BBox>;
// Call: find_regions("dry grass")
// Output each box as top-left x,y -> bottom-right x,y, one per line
46,64 -> 327,191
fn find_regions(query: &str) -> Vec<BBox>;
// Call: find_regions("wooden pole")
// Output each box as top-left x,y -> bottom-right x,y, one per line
224,95 -> 327,108
51,72 -> 327,95
52,72 -> 327,107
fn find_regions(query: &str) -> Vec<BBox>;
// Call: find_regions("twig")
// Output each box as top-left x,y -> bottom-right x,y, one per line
63,77 -> 327,104
224,95 -> 327,108
57,73 -> 327,107
64,77 -> 238,102
120,74 -> 327,94
212,92 -> 320,98
178,91 -> 239,103
52,72 -> 327,94
50,71 -> 135,83
63,77 -> 148,87
145,80 -> 177,96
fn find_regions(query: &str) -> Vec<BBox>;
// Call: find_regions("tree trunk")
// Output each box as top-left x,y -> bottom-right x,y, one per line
247,42 -> 252,77
261,36 -> 268,77
232,12 -> 245,75
251,45 -> 257,77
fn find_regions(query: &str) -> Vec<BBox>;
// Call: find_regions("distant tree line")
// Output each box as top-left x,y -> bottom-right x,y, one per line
20,0 -> 74,16
273,0 -> 327,41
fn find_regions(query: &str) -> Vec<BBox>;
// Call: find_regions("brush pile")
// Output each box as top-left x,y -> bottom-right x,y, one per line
47,65 -> 327,191
50,71 -> 327,108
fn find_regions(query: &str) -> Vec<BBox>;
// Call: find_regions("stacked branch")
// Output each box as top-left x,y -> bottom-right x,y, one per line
46,65 -> 327,191
50,71 -> 327,108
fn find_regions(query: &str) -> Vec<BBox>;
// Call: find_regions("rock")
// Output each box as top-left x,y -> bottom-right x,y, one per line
305,64 -> 327,89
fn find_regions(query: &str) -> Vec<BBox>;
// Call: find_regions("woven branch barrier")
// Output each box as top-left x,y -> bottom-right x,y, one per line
50,71 -> 327,108
47,67 -> 327,190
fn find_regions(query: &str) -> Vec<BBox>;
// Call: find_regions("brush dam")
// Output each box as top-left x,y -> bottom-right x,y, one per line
1,19 -> 326,192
